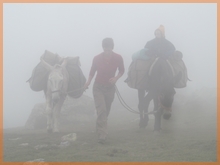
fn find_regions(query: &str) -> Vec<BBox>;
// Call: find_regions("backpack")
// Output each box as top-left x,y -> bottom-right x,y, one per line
66,57 -> 86,98
27,51 -> 86,98
125,50 -> 189,90
132,48 -> 151,61
27,50 -> 62,92
125,56 -> 156,90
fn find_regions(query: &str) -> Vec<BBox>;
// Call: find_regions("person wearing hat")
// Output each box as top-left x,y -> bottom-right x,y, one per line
144,25 -> 176,59
84,37 -> 125,144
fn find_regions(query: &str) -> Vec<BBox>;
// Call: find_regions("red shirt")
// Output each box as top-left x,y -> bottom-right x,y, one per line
89,51 -> 125,85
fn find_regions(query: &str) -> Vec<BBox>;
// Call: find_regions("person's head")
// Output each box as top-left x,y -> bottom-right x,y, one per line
102,38 -> 114,52
154,25 -> 165,38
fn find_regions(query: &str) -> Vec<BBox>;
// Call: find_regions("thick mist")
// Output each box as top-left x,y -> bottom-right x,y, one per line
3,3 -> 217,128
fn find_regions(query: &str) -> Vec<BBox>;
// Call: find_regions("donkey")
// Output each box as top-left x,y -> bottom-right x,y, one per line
40,56 -> 72,133
41,58 -> 69,133
138,57 -> 181,132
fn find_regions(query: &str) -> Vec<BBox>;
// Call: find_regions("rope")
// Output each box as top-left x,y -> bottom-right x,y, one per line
115,85 -> 139,114
66,87 -> 84,94
114,85 -> 157,115
66,84 -> 156,116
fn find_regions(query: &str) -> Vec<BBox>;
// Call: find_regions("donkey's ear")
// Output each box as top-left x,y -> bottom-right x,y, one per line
174,71 -> 182,84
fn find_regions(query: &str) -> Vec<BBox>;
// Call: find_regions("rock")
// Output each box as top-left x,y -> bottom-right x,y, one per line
25,95 -> 95,129
25,103 -> 46,129
61,133 -> 77,142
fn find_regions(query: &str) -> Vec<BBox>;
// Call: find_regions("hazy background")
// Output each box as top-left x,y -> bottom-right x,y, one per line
3,3 -> 217,128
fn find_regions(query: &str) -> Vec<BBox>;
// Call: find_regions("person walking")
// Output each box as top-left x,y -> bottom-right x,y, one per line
84,38 -> 125,144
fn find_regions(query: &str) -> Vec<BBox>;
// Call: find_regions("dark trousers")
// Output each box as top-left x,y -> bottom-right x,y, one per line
93,82 -> 115,140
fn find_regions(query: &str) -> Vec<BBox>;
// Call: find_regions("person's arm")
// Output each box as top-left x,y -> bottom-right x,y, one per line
109,56 -> 125,84
84,58 -> 97,89
84,76 -> 93,89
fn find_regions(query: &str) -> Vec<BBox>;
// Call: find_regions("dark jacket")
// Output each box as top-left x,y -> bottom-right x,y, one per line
144,38 -> 175,59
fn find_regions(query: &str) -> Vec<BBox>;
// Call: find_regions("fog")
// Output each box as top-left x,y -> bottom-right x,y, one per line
3,3 -> 217,128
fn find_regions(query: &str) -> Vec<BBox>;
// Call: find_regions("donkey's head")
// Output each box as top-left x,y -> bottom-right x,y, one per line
48,65 -> 65,102
40,56 -> 68,103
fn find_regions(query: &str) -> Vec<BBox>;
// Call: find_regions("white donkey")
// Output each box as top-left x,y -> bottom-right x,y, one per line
40,56 -> 79,133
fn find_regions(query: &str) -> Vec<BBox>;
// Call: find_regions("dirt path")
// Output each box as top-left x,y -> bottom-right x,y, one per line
4,91 -> 217,162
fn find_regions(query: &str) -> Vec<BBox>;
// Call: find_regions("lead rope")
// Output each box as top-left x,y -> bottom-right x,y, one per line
114,85 -> 157,115
114,85 -> 139,114
66,84 -> 156,116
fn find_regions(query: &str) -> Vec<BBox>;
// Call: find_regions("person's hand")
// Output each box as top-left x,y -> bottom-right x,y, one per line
109,77 -> 118,84
83,82 -> 90,91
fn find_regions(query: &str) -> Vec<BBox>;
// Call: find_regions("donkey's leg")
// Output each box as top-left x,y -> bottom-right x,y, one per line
45,99 -> 53,133
44,90 -> 53,133
141,92 -> 153,128
153,97 -> 163,132
153,97 -> 159,112
138,90 -> 153,128
138,89 -> 145,129
53,96 -> 65,133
